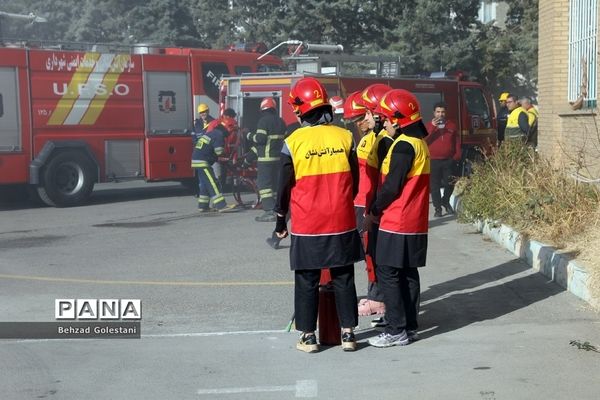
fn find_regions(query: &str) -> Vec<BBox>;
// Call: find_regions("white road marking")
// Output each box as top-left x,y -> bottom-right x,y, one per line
142,329 -> 285,338
197,380 -> 317,398
0,329 -> 288,344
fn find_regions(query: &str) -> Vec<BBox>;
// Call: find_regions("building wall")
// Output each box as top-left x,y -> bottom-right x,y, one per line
538,0 -> 600,178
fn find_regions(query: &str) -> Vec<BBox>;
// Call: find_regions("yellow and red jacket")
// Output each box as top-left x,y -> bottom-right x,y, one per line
354,131 -> 377,208
284,124 -> 356,235
355,130 -> 391,208
379,134 -> 430,234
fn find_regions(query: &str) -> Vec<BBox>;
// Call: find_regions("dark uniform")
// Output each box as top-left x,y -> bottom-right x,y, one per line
191,124 -> 230,211
192,115 -> 215,145
247,109 -> 287,213
497,106 -> 508,144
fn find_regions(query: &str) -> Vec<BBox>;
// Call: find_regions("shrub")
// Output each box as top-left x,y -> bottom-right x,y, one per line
457,140 -> 600,246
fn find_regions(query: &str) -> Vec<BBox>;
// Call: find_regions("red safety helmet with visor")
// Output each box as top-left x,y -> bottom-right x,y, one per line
343,91 -> 367,122
357,83 -> 392,112
287,77 -> 329,116
374,89 -> 424,129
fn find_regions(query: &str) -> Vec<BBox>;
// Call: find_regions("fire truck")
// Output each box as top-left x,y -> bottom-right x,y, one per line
0,43 -> 282,206
220,46 -> 497,167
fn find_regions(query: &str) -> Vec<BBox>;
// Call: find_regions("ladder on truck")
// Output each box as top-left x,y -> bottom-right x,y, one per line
258,40 -> 401,77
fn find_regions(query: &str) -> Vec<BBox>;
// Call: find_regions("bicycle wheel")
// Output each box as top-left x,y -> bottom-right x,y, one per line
232,177 -> 260,209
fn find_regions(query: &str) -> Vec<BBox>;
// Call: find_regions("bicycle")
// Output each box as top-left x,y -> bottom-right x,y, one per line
222,152 -> 261,209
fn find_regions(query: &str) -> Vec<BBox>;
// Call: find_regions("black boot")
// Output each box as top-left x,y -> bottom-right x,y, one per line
443,203 -> 455,215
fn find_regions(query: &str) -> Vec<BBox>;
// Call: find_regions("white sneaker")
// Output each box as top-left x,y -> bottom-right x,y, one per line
368,331 -> 409,348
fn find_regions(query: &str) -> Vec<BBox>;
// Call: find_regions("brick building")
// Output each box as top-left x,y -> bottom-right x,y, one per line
538,0 -> 599,178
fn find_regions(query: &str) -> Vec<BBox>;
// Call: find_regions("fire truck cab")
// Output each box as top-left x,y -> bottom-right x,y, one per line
0,43 -> 282,207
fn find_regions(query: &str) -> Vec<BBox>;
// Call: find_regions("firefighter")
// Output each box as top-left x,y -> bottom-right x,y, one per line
273,77 -> 363,353
192,103 -> 215,145
365,89 -> 430,348
205,108 -> 239,192
359,84 -> 390,136
353,84 -> 394,323
191,109 -> 239,213
504,94 -> 529,141
247,97 -> 287,222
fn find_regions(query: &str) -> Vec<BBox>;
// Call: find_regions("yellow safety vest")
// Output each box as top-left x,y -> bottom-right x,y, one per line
505,106 -> 527,138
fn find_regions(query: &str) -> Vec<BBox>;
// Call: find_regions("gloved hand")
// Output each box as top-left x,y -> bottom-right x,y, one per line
275,214 -> 288,238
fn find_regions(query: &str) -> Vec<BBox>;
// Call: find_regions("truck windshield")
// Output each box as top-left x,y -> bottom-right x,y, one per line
413,92 -> 443,120
464,87 -> 492,128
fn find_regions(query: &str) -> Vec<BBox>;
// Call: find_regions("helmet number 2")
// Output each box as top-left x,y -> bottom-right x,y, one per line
408,102 -> 415,110
313,90 -> 322,99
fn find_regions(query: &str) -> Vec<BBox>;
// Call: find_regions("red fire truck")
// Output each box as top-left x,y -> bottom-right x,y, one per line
0,44 -> 282,206
220,53 -> 497,166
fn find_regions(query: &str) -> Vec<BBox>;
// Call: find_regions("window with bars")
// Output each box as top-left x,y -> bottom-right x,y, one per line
568,0 -> 598,107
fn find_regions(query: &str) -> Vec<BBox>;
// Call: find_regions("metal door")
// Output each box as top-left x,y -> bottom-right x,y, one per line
0,67 -> 21,152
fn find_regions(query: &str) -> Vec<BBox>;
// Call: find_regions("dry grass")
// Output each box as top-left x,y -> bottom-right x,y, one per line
565,216 -> 600,307
457,140 -> 600,306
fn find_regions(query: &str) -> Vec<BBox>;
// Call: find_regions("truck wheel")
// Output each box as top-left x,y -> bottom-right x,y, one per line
37,150 -> 96,207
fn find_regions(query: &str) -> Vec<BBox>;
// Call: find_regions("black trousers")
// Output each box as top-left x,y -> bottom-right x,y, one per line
377,265 -> 420,335
257,161 -> 279,211
294,265 -> 358,332
366,221 -> 384,302
430,158 -> 456,210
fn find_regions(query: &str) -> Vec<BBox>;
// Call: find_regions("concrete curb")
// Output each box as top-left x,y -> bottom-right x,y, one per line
449,195 -> 597,307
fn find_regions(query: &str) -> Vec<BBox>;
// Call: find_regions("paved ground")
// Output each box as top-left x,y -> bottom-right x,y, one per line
1,182 -> 599,399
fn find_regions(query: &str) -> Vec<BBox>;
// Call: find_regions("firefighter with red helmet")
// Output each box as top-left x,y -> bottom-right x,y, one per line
353,83 -> 394,321
365,89 -> 430,348
191,108 -> 239,213
273,77 -> 363,353
247,97 -> 287,222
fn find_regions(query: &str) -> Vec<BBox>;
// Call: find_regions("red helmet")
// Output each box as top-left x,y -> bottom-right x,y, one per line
260,97 -> 277,111
220,115 -> 238,134
343,91 -> 367,120
374,89 -> 422,128
287,77 -> 328,116
357,83 -> 392,111
329,95 -> 344,114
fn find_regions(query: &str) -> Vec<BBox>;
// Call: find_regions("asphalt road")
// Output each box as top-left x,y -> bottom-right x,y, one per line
1,181 -> 599,399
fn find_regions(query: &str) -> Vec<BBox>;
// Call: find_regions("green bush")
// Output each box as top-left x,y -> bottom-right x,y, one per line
457,140 -> 600,245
